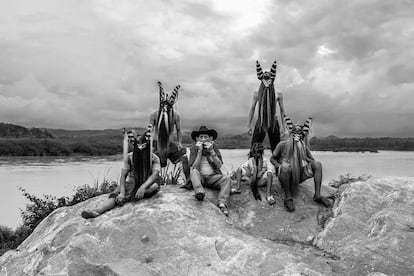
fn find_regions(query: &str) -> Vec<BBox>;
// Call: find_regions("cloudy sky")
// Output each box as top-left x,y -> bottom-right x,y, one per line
0,0 -> 413,137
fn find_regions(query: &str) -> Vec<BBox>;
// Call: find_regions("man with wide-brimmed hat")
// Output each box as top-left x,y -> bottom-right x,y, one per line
188,126 -> 231,216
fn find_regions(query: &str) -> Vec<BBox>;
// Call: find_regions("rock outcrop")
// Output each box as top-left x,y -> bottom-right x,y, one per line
1,177 -> 413,275
314,177 -> 414,276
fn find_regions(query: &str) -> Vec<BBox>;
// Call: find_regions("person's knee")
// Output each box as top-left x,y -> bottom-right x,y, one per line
312,161 -> 322,170
190,168 -> 201,179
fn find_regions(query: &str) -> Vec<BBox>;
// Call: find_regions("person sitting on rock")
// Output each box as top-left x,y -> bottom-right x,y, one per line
231,143 -> 276,205
81,129 -> 161,219
188,126 -> 231,216
270,116 -> 331,212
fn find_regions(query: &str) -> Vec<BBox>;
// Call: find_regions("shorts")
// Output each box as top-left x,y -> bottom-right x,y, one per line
108,180 -> 137,201
300,163 -> 314,182
231,168 -> 273,187
153,141 -> 187,167
276,163 -> 314,183
109,178 -> 161,205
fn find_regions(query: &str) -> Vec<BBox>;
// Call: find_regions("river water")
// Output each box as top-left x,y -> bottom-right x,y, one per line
1,150 -> 414,228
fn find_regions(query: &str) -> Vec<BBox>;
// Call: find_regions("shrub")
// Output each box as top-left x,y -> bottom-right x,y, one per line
0,180 -> 117,257
159,162 -> 183,185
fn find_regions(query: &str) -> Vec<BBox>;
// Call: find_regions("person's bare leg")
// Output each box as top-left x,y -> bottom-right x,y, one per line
311,161 -> 331,207
278,165 -> 295,211
312,161 -> 322,197
231,167 -> 243,194
265,172 -> 275,205
82,198 -> 116,219
179,156 -> 192,189
190,168 -> 205,201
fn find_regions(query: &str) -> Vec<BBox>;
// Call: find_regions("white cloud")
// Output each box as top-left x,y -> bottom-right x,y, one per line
0,0 -> 413,136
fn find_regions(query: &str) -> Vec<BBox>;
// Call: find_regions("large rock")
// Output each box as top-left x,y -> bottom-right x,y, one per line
0,177 -> 413,275
314,177 -> 414,276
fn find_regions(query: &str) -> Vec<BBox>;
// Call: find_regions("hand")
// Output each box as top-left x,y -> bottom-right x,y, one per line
248,129 -> 252,135
115,194 -> 125,205
195,142 -> 203,151
135,186 -> 146,200
177,142 -> 183,150
204,142 -> 213,152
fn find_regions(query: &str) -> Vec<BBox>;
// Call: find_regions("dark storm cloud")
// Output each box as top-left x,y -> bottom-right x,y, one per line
0,0 -> 413,136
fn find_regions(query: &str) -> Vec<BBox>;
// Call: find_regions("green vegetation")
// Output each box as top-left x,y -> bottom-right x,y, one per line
0,137 -> 123,156
160,163 -> 183,185
0,180 -> 117,256
0,171 -> 183,256
309,137 -> 414,152
0,122 -> 53,138
1,122 -> 414,156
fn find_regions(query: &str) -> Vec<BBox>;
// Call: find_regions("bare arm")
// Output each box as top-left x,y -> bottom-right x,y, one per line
141,169 -> 160,190
270,143 -> 282,169
305,146 -> 315,162
118,155 -> 130,198
247,91 -> 258,134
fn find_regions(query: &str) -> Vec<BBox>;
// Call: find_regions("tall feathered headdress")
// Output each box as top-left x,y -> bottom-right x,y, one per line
157,81 -> 180,164
254,60 -> 277,130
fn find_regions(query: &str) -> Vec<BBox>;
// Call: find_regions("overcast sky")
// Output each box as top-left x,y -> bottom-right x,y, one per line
0,0 -> 413,137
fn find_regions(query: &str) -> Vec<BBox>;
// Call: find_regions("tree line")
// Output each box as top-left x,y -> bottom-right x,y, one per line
1,130 -> 414,156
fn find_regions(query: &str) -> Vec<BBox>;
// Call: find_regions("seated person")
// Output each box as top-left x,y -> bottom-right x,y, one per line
81,129 -> 161,219
270,116 -> 331,212
188,126 -> 231,216
231,143 -> 275,205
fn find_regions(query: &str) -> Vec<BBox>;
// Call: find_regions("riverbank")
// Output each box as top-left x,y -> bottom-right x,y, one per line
2,135 -> 414,156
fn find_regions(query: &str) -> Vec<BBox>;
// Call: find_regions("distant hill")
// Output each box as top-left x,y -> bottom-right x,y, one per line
0,123 -> 54,138
1,123 -> 414,156
44,127 -> 146,138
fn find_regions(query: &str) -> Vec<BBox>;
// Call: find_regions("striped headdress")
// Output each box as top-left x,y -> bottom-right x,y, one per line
253,60 -> 278,130
284,115 -> 313,139
156,81 -> 181,165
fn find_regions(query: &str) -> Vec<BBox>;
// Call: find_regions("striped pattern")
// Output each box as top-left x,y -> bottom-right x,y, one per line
158,81 -> 180,106
169,85 -> 180,105
302,118 -> 312,134
284,115 -> 294,132
145,124 -> 152,140
256,60 -> 264,80
158,81 -> 166,102
270,60 -> 277,80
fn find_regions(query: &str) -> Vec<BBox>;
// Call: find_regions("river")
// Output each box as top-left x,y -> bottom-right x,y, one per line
1,150 -> 414,228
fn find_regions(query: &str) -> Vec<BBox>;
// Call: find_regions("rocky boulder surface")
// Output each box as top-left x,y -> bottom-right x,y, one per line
1,177 -> 413,275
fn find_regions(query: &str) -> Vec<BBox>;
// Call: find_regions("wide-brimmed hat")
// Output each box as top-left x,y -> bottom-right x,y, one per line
191,126 -> 218,141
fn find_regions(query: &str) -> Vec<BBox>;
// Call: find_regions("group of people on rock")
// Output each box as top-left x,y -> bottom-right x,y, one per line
81,60 -> 331,219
